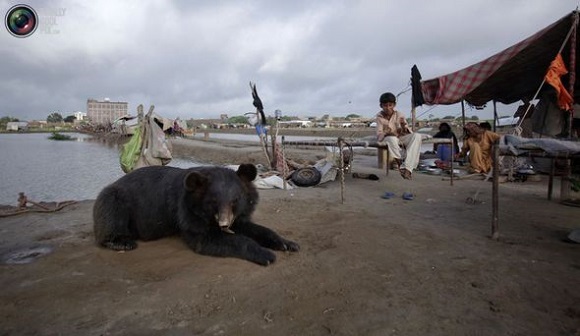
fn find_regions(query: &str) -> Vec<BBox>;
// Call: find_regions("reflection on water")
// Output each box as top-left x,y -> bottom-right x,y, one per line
0,133 -> 201,205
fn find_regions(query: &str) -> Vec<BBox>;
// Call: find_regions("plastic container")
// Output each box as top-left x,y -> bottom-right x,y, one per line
437,144 -> 453,162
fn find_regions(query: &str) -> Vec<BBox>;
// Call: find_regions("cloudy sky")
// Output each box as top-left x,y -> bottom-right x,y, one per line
0,0 -> 576,122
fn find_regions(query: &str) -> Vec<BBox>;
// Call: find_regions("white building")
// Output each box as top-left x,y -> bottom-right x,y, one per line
87,98 -> 128,125
73,111 -> 87,121
6,121 -> 28,131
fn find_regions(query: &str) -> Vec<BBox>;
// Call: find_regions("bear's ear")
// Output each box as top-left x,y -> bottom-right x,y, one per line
236,163 -> 257,182
184,171 -> 208,192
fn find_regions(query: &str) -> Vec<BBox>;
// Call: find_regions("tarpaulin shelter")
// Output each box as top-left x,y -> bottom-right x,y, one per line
410,10 -> 580,240
412,10 -> 579,110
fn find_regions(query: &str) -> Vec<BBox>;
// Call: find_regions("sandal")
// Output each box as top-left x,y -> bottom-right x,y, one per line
400,168 -> 412,180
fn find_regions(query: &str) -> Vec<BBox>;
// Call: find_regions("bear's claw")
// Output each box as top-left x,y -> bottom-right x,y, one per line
102,240 -> 137,251
282,240 -> 300,252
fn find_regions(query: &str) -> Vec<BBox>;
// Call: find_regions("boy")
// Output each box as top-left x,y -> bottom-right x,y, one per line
375,92 -> 422,179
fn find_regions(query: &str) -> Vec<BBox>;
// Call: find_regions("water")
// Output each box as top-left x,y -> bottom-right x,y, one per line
190,132 -> 337,143
0,133 -> 201,205
0,132 -> 449,205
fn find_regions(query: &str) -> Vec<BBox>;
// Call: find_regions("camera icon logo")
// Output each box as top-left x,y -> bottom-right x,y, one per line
5,4 -> 38,38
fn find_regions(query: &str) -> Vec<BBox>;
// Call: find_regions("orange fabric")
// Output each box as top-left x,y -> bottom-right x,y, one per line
544,53 -> 573,111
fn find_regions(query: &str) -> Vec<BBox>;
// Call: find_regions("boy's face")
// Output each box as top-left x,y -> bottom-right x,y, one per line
381,102 -> 396,114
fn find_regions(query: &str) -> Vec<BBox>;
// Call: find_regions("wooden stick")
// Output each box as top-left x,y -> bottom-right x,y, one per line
491,137 -> 500,240
338,137 -> 345,204
282,136 -> 287,190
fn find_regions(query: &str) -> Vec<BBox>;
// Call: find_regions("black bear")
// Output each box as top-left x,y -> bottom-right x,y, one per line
93,164 -> 299,266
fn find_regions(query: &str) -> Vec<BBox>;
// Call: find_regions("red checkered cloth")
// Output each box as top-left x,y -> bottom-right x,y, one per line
420,11 -> 576,106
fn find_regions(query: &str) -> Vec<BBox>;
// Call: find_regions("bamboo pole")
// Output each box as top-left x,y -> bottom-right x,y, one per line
491,100 -> 500,240
491,141 -> 499,240
411,106 -> 416,132
338,137 -> 345,204
461,100 -> 466,130
282,136 -> 287,190
271,121 -> 278,170
561,11 -> 578,200
259,132 -> 271,167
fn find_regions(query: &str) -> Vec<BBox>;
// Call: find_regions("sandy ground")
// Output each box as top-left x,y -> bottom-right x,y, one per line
1,136 -> 580,335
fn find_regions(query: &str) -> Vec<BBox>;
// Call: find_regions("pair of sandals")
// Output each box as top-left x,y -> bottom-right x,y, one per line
393,158 -> 412,180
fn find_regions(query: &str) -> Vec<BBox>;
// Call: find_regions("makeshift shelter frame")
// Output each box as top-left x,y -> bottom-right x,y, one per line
280,137 -> 455,203
414,10 -> 580,240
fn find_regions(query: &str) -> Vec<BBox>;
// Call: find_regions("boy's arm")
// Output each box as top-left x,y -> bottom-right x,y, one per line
376,117 -> 385,141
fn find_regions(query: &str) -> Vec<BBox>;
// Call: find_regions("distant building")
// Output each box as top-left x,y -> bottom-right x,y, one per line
87,98 -> 128,125
73,111 -> 87,121
6,121 -> 28,131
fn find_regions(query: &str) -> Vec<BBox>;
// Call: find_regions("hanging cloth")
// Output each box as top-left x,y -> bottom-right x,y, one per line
544,53 -> 573,111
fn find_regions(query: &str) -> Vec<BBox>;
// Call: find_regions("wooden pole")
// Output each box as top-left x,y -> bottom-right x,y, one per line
492,141 -> 500,240
491,100 -> 499,240
450,137 -> 454,186
282,136 -> 287,190
411,106 -> 416,132
271,121 -> 278,170
338,137 -> 345,204
461,100 -> 466,129
561,11 -> 578,200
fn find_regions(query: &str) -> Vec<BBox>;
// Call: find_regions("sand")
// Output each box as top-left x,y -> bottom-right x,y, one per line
1,135 -> 579,335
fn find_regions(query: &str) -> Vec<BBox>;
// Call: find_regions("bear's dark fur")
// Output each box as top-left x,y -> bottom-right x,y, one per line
93,164 -> 299,266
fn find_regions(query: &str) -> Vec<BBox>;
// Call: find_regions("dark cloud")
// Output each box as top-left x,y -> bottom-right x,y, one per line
0,0 -> 574,121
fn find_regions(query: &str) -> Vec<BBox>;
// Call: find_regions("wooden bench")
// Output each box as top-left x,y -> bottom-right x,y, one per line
376,137 -> 455,175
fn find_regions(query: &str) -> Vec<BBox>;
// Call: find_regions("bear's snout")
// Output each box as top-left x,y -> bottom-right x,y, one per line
215,204 -> 235,230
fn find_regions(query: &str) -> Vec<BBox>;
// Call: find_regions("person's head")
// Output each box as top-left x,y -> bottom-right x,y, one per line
464,122 -> 483,137
479,121 -> 492,130
379,92 -> 396,113
439,122 -> 451,132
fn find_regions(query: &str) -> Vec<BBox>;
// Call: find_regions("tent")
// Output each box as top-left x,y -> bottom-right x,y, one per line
412,10 -> 579,110
410,10 -> 580,240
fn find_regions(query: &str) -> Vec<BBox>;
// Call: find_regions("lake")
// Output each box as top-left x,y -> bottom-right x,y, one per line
0,133 -> 202,206
0,132 -> 443,206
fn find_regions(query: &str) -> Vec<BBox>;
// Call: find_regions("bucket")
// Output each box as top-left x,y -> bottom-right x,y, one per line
437,144 -> 453,162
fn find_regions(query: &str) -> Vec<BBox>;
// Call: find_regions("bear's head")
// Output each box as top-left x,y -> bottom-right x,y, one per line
183,164 -> 258,231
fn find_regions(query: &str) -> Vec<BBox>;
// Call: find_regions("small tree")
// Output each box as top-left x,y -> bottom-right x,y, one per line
228,115 -> 249,124
0,116 -> 19,129
47,112 -> 63,123
346,114 -> 361,120
64,115 -> 76,123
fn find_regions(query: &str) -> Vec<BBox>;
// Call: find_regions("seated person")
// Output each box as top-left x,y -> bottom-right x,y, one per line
375,92 -> 422,180
432,122 -> 460,159
455,122 -> 501,174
